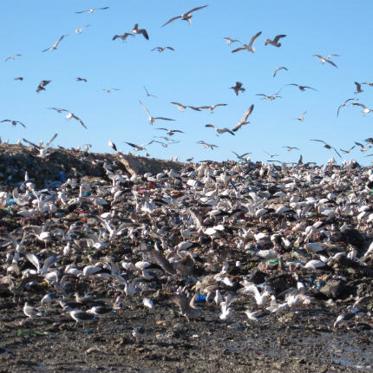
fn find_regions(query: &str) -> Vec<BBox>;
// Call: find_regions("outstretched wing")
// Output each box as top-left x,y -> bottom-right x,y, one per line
162,15 -> 181,27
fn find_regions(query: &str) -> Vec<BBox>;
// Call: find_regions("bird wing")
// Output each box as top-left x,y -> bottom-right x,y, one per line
46,133 -> 58,147
186,5 -> 209,15
241,104 -> 255,122
326,59 -> 337,68
140,29 -> 149,40
310,139 -> 327,145
352,103 -> 365,108
26,253 -> 40,272
273,34 -> 287,43
248,31 -> 262,47
139,100 -> 151,116
333,147 -> 342,158
231,46 -> 246,53
162,15 -> 182,27
17,121 -> 27,128
154,117 -> 176,121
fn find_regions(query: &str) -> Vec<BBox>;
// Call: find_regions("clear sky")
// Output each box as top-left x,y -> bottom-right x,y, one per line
1,0 -> 372,164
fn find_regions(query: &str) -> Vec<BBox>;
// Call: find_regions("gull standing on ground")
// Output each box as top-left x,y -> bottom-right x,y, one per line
162,5 -> 208,27
232,104 -> 254,132
273,66 -> 288,78
42,35 -> 68,52
49,108 -> 87,129
23,302 -> 41,318
232,31 -> 262,53
230,81 -> 245,95
264,34 -> 287,47
139,100 -> 175,125
131,24 -> 149,40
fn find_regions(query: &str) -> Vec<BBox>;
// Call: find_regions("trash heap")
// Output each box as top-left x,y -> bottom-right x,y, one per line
0,149 -> 372,331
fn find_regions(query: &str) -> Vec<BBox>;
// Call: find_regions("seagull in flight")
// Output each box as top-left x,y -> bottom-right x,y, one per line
352,102 -> 373,115
256,92 -> 281,101
36,80 -> 51,93
197,103 -> 227,113
75,25 -> 91,34
139,100 -> 175,125
310,139 -> 341,158
273,66 -> 288,78
112,33 -> 134,41
108,139 -> 118,152
42,35 -> 68,52
124,142 -> 147,152
339,145 -> 355,154
232,104 -> 254,132
314,54 -> 338,68
170,101 -> 188,111
131,24 -> 149,40
162,5 -> 208,27
264,151 -> 279,159
75,7 -> 109,14
156,128 -> 184,136
224,37 -> 241,46
296,111 -> 307,122
232,31 -> 262,53
287,83 -> 317,92
151,46 -> 175,53
76,77 -> 88,83
230,81 -> 245,96
264,34 -> 287,47
144,86 -> 157,98
49,108 -> 87,129
0,119 -> 26,128
197,140 -> 218,150
205,124 -> 235,136
336,98 -> 357,116
232,151 -> 252,161
354,82 -> 364,94
282,146 -> 300,152
4,53 -> 22,62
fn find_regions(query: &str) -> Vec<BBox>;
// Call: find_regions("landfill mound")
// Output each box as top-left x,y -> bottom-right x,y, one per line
0,144 -> 182,186
0,146 -> 372,372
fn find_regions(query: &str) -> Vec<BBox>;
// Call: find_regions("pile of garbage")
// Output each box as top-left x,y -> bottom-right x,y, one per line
0,147 -> 372,331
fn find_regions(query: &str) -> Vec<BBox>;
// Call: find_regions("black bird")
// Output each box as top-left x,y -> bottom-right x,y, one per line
230,81 -> 245,96
36,80 -> 51,93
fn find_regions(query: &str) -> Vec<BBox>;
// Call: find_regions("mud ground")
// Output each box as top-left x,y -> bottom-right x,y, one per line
0,295 -> 372,373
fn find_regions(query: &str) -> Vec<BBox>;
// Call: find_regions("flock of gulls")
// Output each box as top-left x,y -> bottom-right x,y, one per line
1,3 -> 373,163
0,4 -> 372,359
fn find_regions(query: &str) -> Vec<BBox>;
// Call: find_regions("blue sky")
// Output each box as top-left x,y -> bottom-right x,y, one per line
1,0 -> 372,164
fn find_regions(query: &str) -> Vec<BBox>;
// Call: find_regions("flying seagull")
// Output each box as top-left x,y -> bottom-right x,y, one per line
256,92 -> 281,101
205,124 -> 235,136
4,53 -> 22,62
14,76 -> 24,81
139,100 -> 175,125
162,5 -> 208,27
336,98 -> 357,116
144,86 -> 157,98
124,142 -> 147,152
75,7 -> 109,14
75,25 -> 91,34
264,151 -> 279,159
232,31 -> 262,53
131,24 -> 149,40
354,82 -> 363,94
197,140 -> 218,150
112,32 -> 134,41
287,83 -> 317,92
232,104 -> 254,132
282,146 -> 300,152
42,35 -> 68,52
151,46 -> 175,53
264,34 -> 287,47
196,103 -> 228,113
76,77 -> 88,83
230,81 -> 245,96
339,145 -> 355,154
0,119 -> 26,128
314,54 -> 338,68
170,101 -> 188,111
273,66 -> 288,78
296,111 -> 307,122
352,102 -> 373,115
108,139 -> 118,152
156,128 -> 184,136
49,107 -> 87,129
232,151 -> 252,161
224,37 -> 241,46
310,139 -> 341,158
36,80 -> 51,93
